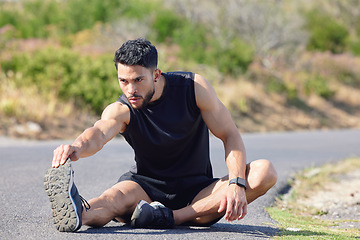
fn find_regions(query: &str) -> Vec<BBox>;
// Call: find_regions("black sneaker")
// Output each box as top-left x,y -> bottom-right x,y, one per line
44,159 -> 90,232
131,200 -> 174,229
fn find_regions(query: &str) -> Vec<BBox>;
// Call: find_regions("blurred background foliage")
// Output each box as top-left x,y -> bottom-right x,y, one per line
1,0 -> 360,138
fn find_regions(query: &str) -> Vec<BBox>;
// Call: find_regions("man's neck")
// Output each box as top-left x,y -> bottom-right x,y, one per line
151,74 -> 166,102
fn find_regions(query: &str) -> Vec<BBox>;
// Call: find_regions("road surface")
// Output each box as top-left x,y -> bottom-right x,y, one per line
0,129 -> 359,239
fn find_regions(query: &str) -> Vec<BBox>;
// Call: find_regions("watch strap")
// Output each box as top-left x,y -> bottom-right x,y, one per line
229,177 -> 247,190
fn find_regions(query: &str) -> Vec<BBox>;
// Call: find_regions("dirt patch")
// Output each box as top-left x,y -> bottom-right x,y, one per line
298,170 -> 360,229
281,165 -> 360,230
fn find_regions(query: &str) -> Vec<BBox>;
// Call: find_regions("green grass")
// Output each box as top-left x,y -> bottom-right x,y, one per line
267,158 -> 360,239
267,207 -> 359,239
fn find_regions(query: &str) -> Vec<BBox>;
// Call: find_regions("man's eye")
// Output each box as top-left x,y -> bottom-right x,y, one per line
136,78 -> 143,82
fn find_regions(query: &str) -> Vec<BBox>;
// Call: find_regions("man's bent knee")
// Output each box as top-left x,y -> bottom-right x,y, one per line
248,159 -> 277,195
100,187 -> 138,217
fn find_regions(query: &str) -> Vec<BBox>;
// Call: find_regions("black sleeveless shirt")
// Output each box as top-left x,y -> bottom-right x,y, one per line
117,72 -> 213,181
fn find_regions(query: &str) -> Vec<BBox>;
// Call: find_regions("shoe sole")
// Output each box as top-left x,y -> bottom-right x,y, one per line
43,160 -> 80,232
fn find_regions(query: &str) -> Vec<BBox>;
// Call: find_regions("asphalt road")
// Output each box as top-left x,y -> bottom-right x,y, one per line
0,129 -> 359,239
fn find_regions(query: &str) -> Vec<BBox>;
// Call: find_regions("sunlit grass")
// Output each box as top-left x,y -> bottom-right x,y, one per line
268,206 -> 359,239
268,158 -> 360,240
0,76 -> 74,122
0,75 -> 95,139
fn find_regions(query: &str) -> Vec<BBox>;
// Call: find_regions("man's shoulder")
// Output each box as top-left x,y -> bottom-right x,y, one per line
101,101 -> 130,124
107,101 -> 129,110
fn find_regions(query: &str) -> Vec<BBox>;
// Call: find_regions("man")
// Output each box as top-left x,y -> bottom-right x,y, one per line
44,38 -> 277,232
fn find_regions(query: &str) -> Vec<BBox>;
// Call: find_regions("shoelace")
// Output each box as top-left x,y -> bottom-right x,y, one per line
80,195 -> 91,211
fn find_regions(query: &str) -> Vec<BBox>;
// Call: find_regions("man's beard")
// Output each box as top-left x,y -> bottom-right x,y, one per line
127,88 -> 155,109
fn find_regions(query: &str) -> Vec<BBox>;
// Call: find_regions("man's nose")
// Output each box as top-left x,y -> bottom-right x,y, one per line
128,83 -> 137,95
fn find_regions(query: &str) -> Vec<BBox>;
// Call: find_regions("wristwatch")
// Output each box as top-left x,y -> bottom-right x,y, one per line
229,177 -> 247,190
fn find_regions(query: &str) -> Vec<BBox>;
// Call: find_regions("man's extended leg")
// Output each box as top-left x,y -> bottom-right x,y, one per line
173,159 -> 277,226
45,158 -> 152,232
44,159 -> 85,232
82,181 -> 152,228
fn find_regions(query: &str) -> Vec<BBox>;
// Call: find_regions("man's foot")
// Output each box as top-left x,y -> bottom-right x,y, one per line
43,159 -> 89,232
131,200 -> 174,229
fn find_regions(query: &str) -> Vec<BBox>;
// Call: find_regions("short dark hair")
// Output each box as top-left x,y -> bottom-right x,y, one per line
114,38 -> 158,70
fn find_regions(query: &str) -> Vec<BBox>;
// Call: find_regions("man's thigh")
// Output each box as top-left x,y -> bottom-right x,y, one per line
180,177 -> 229,226
190,177 -> 229,204
111,180 -> 152,202
188,162 -> 252,222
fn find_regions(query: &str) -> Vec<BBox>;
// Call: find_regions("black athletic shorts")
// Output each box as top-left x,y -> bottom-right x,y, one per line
118,172 -> 219,210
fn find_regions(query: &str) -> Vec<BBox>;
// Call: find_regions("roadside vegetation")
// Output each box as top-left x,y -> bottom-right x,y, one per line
268,158 -> 360,239
1,0 -> 360,139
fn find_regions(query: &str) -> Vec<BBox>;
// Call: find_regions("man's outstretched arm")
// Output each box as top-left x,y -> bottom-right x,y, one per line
52,102 -> 129,168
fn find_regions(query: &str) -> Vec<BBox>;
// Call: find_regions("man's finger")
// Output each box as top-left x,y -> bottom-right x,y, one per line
52,146 -> 63,168
238,203 -> 247,220
52,148 -> 58,168
225,198 -> 234,221
233,201 -> 242,221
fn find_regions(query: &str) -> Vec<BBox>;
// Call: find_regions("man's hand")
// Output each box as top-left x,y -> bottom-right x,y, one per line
218,184 -> 247,221
52,144 -> 80,168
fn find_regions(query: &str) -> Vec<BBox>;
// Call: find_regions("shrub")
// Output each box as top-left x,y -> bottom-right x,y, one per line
63,0 -> 122,33
171,21 -> 253,75
0,0 -> 127,38
173,22 -> 209,64
350,40 -> 360,56
211,38 -> 254,75
1,47 -> 120,114
304,75 -> 334,99
305,10 -> 349,54
152,9 -> 184,42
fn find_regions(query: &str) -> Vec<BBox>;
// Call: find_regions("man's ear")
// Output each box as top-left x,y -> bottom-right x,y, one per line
153,69 -> 162,82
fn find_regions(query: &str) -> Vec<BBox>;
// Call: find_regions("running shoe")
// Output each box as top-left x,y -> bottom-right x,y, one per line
44,158 -> 90,232
131,200 -> 174,229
